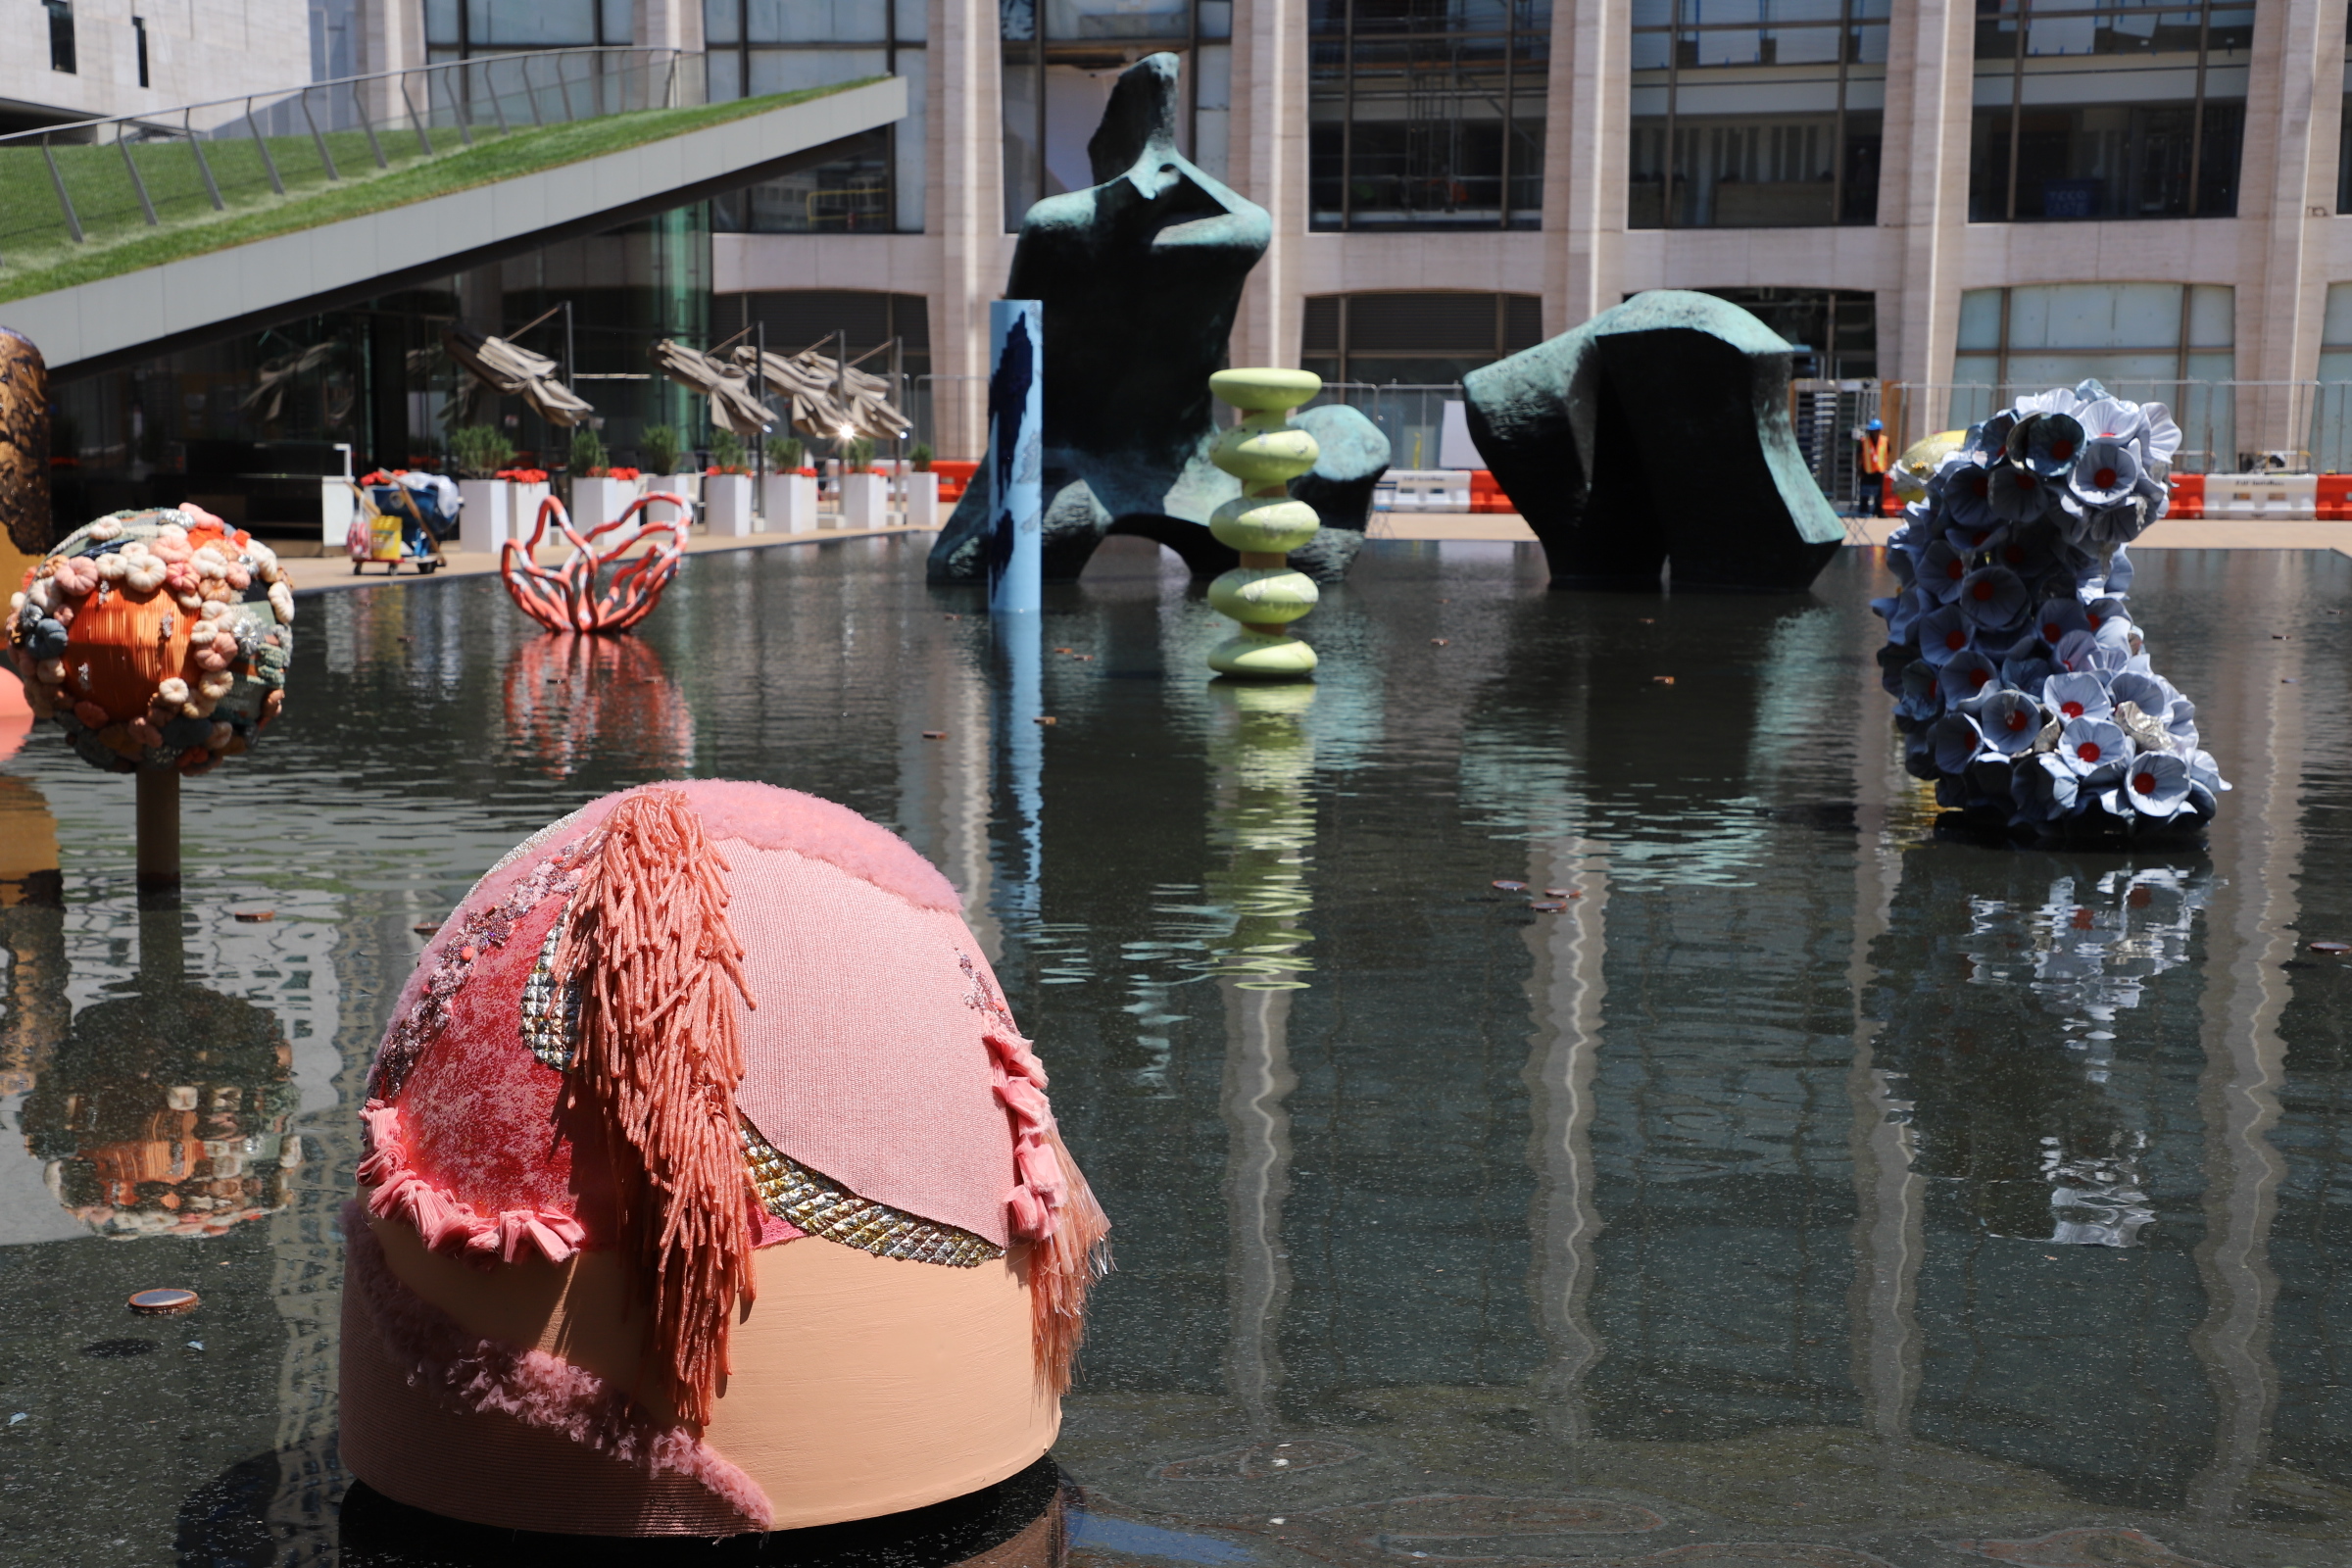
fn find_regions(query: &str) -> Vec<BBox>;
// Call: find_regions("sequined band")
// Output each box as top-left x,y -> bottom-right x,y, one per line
739,1124 -> 1003,1268
519,912 -> 578,1071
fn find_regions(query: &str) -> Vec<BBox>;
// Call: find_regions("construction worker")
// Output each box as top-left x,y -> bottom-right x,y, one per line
1855,416 -> 1889,517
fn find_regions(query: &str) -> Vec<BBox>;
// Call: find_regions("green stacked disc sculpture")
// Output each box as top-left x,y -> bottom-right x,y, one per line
1206,368 -> 1324,679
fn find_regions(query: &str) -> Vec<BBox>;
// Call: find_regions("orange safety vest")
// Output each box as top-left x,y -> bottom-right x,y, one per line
1858,431 -> 1889,476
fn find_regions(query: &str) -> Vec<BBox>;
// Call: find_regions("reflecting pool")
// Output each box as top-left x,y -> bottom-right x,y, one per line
1,537 -> 2348,1566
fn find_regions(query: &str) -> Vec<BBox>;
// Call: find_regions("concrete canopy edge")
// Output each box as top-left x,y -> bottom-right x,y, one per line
2,76 -> 908,373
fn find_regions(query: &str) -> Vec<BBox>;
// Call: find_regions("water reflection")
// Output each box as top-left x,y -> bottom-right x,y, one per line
19,904 -> 299,1240
499,632 -> 695,780
3,543 -> 2350,1561
1211,684 -> 1314,1450
1871,853 -> 2209,1250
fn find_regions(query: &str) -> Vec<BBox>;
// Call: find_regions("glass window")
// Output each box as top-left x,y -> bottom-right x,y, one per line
1298,291 -> 1544,387
1307,1 -> 1549,233
1003,0 -> 1230,230
1629,0 -> 1884,229
426,0 -> 625,54
708,0 -> 925,233
2338,11 -> 2352,212
469,0 -> 601,47
46,0 -> 75,74
1949,282 -> 2233,466
2311,280 -> 2352,467
1969,2 -> 2251,222
1690,287 -> 1877,378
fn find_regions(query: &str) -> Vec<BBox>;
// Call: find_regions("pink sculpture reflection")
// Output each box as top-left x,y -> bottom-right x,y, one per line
499,492 -> 689,633
502,632 -> 696,780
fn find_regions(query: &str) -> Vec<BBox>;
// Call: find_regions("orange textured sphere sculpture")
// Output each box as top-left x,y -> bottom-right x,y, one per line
7,508 -> 291,775
337,781 -> 1110,1537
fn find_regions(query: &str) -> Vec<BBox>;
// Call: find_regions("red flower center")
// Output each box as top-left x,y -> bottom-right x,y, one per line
2093,466 -> 2118,489
2005,710 -> 2031,731
2004,545 -> 2028,564
2052,439 -> 2076,461
1967,472 -> 1988,497
1946,559 -> 1965,580
2042,622 -> 2062,641
1946,628 -> 1968,651
1972,579 -> 1995,601
2077,741 -> 2103,763
2016,471 -> 2038,490
2061,700 -> 2084,718
1971,668 -> 1994,690
2133,771 -> 2157,795
2086,612 -> 2103,628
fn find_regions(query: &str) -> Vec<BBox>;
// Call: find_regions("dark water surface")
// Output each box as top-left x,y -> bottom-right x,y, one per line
1,537 -> 2347,1567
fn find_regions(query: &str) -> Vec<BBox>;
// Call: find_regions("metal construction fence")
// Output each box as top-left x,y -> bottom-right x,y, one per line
898,373 -> 2352,499
904,377 -> 1476,472
1877,379 -> 2352,477
0,47 -> 704,269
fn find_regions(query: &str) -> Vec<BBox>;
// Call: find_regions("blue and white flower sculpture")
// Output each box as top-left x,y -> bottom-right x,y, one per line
1873,380 -> 2228,836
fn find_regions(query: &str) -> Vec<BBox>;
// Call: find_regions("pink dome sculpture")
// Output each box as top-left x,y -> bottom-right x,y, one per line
338,781 -> 1108,1537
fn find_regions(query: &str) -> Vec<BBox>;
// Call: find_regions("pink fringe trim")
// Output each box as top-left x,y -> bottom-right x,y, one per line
358,1100 -> 589,1266
342,1201 -> 773,1531
985,1024 -> 1111,1396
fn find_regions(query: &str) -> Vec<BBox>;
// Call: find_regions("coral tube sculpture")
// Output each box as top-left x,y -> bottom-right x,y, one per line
1873,381 -> 2227,836
500,491 -> 688,634
8,509 -> 291,775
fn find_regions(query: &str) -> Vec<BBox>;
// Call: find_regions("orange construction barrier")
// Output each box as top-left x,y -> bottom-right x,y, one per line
2319,474 -> 2352,519
1469,469 -> 1514,514
2167,473 -> 2204,519
932,460 -> 977,505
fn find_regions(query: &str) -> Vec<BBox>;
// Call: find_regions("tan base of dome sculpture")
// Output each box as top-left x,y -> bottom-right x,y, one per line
340,1214 -> 1058,1536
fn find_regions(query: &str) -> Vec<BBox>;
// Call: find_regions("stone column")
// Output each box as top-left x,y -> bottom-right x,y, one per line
932,0 -> 1005,462
2232,0 -> 2343,460
352,0 -> 426,122
634,0 -> 704,52
1229,0 -> 1309,370
1878,0 -> 1975,435
1542,0 -> 1629,334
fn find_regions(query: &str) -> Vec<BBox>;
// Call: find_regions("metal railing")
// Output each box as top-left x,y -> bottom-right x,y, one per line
0,47 -> 705,269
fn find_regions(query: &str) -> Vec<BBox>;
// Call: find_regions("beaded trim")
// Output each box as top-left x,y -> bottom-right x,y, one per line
739,1123 -> 1002,1268
519,912 -> 578,1071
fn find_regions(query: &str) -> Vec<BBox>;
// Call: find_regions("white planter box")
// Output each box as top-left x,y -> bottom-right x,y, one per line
840,471 -> 890,530
509,482 -> 552,541
457,478 -> 510,555
763,473 -> 818,533
904,470 -> 940,530
321,478 -> 356,550
645,474 -> 699,528
706,473 -> 755,537
570,476 -> 637,536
